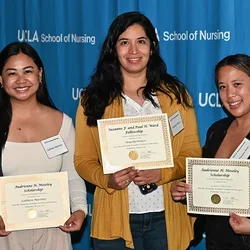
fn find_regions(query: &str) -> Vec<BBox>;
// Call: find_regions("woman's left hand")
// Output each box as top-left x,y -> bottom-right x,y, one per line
229,212 -> 250,234
133,169 -> 161,185
59,210 -> 85,233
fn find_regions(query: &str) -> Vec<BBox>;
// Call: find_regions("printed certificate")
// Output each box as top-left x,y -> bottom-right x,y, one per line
186,158 -> 250,216
97,114 -> 174,174
0,172 -> 70,231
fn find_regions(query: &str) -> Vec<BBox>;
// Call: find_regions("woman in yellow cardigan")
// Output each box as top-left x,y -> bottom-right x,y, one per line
75,11 -> 201,250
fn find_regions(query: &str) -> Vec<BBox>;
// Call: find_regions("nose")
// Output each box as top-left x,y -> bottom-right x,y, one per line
129,42 -> 138,54
16,74 -> 26,84
226,86 -> 236,98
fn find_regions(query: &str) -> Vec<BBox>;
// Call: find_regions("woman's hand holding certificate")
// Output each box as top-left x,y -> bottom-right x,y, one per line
186,158 -> 250,216
97,114 -> 174,174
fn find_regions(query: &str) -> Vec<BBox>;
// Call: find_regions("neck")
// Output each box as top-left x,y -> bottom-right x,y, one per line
234,114 -> 250,131
11,99 -> 42,119
123,73 -> 147,95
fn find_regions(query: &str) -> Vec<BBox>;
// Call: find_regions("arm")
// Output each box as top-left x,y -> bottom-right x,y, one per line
74,103 -> 116,194
60,117 -> 87,232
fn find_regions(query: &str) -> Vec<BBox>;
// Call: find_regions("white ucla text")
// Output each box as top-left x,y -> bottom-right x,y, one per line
72,87 -> 85,100
199,93 -> 221,107
17,30 -> 96,45
155,29 -> 230,42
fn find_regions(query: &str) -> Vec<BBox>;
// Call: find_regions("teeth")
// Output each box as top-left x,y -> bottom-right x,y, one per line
229,101 -> 241,106
128,58 -> 139,61
16,87 -> 28,91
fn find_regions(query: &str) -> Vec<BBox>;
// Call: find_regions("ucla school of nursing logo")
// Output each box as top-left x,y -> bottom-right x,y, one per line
155,28 -> 231,42
17,30 -> 96,45
199,93 -> 221,107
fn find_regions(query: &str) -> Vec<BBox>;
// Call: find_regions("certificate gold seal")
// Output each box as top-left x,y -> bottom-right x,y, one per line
129,150 -> 139,160
27,209 -> 37,219
211,194 -> 221,204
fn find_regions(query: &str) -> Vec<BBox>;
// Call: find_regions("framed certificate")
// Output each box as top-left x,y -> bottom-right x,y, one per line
97,114 -> 174,174
0,172 -> 70,231
186,157 -> 250,216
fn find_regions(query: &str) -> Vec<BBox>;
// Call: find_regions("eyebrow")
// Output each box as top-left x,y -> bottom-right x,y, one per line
218,79 -> 244,85
117,36 -> 148,42
5,66 -> 34,72
232,78 -> 243,82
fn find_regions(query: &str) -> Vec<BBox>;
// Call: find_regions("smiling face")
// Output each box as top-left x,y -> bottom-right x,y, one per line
115,24 -> 151,77
0,52 -> 42,103
217,65 -> 250,119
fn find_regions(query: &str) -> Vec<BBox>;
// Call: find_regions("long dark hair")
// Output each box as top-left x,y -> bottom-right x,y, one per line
0,42 -> 56,150
82,11 -> 191,126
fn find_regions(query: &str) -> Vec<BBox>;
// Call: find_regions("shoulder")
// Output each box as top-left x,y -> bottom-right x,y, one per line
156,84 -> 191,103
39,105 -> 64,131
204,116 -> 233,145
59,113 -> 74,138
203,116 -> 234,158
207,116 -> 234,134
41,105 -> 74,138
42,105 -> 62,120
62,113 -> 73,124
156,88 -> 175,105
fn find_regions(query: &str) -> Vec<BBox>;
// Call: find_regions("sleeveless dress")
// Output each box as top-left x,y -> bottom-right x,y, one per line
0,114 -> 87,250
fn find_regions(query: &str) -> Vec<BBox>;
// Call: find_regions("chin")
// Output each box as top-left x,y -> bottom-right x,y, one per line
232,112 -> 247,119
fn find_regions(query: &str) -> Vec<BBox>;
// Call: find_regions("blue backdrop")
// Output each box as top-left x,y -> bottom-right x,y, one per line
1,0 -> 249,249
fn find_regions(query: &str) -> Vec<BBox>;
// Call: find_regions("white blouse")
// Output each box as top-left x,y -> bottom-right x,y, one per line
2,113 -> 87,214
122,95 -> 164,214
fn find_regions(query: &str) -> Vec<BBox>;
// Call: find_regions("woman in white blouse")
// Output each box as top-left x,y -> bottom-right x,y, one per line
0,42 -> 87,250
75,12 -> 201,250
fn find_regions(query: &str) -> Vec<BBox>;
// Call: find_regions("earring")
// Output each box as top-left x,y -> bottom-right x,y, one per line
150,51 -> 153,55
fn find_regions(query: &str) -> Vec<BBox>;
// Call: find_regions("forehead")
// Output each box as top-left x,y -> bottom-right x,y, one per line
218,65 -> 248,79
4,53 -> 36,69
118,24 -> 147,38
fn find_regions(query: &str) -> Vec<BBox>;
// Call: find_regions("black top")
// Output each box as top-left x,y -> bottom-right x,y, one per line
192,116 -> 250,250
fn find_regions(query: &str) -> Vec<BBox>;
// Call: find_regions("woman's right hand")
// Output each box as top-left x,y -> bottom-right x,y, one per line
0,216 -> 10,237
170,180 -> 191,201
229,212 -> 250,235
108,167 -> 138,190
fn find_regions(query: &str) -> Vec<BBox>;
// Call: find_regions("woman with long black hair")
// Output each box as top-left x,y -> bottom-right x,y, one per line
75,12 -> 201,250
0,42 -> 87,250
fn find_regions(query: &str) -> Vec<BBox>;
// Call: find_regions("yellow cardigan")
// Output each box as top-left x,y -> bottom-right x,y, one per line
75,91 -> 202,250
